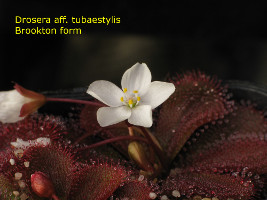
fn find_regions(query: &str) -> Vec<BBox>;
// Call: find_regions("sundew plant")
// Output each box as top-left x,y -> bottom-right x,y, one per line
0,63 -> 266,200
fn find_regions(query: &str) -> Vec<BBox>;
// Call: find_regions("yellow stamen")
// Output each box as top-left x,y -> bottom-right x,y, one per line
128,99 -> 133,105
137,96 -> 141,101
133,90 -> 138,94
123,88 -> 127,93
120,97 -> 124,102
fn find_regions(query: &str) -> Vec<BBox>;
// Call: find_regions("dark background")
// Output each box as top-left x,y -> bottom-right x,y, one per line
1,2 -> 267,92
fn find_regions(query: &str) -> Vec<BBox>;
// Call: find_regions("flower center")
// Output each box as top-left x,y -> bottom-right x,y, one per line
120,88 -> 141,108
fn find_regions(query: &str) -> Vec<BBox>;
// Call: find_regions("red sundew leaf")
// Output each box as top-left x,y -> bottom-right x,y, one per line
155,71 -> 233,160
0,135 -> 9,152
22,145 -> 76,199
179,105 -> 267,174
80,104 -> 102,135
76,145 -> 130,167
189,139 -> 267,176
0,114 -> 68,152
0,149 -> 18,174
70,162 -> 128,200
0,173 -> 19,199
0,150 -> 32,199
163,170 -> 255,200
113,180 -> 153,200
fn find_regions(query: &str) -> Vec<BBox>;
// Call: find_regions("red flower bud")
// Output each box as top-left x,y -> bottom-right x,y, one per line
31,171 -> 55,198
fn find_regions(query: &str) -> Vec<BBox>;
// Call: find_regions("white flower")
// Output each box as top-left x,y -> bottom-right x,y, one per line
87,63 -> 175,127
0,90 -> 32,123
0,84 -> 46,123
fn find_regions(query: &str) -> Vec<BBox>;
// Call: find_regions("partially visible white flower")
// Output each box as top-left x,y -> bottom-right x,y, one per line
87,63 -> 175,127
0,84 -> 46,123
0,90 -> 31,123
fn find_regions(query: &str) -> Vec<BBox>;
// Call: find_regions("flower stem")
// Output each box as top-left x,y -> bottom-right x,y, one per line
73,129 -> 102,145
46,97 -> 103,107
128,126 -> 134,136
78,136 -> 149,151
139,127 -> 169,171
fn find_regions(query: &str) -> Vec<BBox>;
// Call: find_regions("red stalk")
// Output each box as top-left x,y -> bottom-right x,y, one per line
73,130 -> 102,145
46,97 -> 104,107
78,136 -> 149,151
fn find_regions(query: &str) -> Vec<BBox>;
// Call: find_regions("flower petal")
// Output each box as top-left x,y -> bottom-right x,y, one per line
140,81 -> 175,109
97,106 -> 131,127
121,63 -> 152,96
14,83 -> 46,100
0,90 -> 32,123
20,100 -> 45,117
87,80 -> 124,107
128,105 -> 152,127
